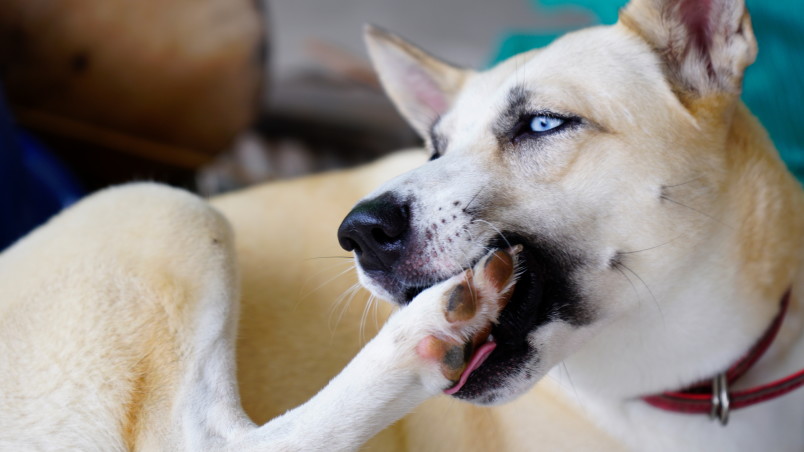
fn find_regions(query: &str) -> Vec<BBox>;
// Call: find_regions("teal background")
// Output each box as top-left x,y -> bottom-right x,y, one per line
490,0 -> 804,184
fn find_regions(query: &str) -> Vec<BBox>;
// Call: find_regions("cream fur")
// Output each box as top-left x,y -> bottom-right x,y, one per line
2,0 -> 802,450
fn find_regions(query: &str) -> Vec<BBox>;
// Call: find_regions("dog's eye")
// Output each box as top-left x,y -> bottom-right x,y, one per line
530,115 -> 564,132
511,113 -> 576,143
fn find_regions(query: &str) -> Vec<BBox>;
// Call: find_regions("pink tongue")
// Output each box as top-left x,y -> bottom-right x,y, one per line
443,341 -> 497,395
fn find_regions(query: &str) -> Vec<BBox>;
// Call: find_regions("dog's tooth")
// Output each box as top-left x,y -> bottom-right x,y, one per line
488,333 -> 495,342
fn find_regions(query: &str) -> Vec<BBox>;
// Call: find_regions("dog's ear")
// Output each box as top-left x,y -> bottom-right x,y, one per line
620,0 -> 757,97
364,24 -> 467,137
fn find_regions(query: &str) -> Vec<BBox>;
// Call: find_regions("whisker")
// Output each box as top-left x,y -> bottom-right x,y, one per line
660,195 -> 734,229
561,361 -> 582,407
328,283 -> 362,334
612,264 -> 640,303
299,259 -> 356,296
473,219 -> 512,248
618,236 -> 682,255
329,282 -> 361,317
462,225 -> 483,248
289,260 -> 355,312
463,188 -> 483,213
662,177 -> 703,189
615,261 -> 665,324
371,293 -> 381,332
301,264 -> 357,300
359,292 -> 374,346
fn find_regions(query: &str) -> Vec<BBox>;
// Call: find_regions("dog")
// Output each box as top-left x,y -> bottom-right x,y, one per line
1,0 -> 801,450
336,0 -> 804,449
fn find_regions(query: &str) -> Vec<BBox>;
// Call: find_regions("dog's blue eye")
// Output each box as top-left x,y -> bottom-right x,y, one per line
530,115 -> 564,133
511,112 -> 577,144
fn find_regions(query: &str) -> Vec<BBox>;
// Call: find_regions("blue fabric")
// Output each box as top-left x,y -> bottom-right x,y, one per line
490,0 -> 804,184
0,88 -> 83,251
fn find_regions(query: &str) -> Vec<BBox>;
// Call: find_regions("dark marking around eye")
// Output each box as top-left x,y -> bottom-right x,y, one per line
492,85 -> 582,146
493,85 -> 529,143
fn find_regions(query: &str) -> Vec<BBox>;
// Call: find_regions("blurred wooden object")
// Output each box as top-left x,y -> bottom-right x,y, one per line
0,0 -> 266,165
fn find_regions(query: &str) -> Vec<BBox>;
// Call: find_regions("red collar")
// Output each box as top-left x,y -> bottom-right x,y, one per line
642,290 -> 804,425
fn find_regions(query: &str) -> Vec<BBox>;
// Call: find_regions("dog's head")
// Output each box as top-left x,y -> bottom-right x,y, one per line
338,0 -> 764,404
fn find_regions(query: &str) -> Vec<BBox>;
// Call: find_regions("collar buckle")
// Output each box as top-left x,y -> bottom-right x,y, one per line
709,372 -> 730,426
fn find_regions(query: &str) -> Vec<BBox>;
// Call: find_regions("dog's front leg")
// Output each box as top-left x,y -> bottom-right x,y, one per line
232,247 -> 519,452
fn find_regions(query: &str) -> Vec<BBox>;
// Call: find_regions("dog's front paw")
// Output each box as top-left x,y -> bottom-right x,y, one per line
390,246 -> 520,394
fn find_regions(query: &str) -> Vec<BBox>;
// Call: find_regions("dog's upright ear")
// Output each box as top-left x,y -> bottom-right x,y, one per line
620,0 -> 757,97
364,24 -> 467,137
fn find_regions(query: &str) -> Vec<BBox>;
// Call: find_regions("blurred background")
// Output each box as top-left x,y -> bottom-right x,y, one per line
1,0 -> 802,250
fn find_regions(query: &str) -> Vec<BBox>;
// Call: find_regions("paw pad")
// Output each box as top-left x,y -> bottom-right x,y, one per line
445,278 -> 476,323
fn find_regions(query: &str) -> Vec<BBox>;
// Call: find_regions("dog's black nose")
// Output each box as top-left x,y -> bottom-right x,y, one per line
337,193 -> 409,272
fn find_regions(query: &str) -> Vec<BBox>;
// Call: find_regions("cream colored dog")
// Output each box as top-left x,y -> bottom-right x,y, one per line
2,0 -> 803,450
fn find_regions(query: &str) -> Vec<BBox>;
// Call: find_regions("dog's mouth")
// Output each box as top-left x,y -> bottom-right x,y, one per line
359,230 -> 583,403
397,235 -> 566,403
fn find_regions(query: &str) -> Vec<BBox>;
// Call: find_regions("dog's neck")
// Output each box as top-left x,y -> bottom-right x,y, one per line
548,103 -> 804,450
